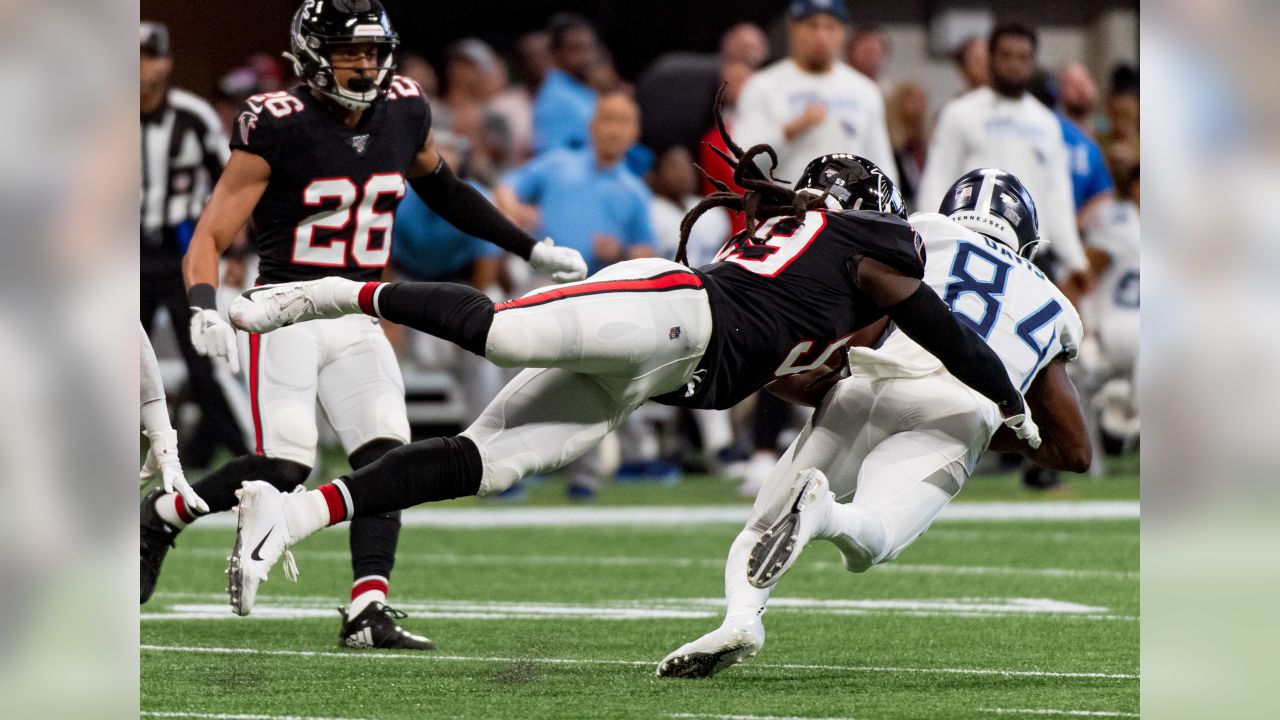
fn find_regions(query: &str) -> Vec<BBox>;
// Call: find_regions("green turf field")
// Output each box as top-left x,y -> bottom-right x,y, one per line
141,459 -> 1139,720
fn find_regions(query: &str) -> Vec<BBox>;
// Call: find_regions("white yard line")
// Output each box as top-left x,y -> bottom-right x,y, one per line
669,714 -> 856,720
139,644 -> 1138,680
141,713 -> 370,720
189,501 -> 1138,529
978,709 -> 1140,717
177,548 -> 1137,581
143,595 -> 1134,623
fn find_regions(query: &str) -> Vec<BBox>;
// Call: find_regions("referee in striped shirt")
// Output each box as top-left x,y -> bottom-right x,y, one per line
140,22 -> 248,466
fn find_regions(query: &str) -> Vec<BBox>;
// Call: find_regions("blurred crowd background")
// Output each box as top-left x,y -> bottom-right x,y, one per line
11,0 -> 1280,718
138,0 -> 1140,502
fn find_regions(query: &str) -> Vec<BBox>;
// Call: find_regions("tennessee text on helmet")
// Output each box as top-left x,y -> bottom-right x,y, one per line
285,0 -> 400,112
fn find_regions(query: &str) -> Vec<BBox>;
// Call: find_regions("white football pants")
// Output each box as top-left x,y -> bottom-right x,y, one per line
724,371 -> 1000,622
240,314 -> 410,467
459,259 -> 714,495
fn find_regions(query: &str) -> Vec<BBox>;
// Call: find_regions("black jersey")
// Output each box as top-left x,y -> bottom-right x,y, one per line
230,78 -> 430,284
654,209 -> 925,410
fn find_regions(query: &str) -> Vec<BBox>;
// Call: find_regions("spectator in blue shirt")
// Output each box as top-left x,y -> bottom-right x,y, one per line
392,134 -> 502,286
497,93 -> 656,274
1031,64 -> 1114,230
532,13 -> 600,154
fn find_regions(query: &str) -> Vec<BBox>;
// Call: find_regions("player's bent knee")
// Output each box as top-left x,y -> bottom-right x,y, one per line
349,438 -> 404,470
254,457 -> 311,492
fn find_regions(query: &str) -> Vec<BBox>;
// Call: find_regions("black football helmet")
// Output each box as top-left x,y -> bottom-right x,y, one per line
793,154 -> 906,219
284,0 -> 399,111
939,168 -> 1042,260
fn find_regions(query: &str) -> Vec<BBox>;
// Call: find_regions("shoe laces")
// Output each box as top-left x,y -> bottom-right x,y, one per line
379,604 -> 410,620
281,548 -> 299,582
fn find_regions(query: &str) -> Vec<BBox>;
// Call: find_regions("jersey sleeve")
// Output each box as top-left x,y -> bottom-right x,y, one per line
229,99 -> 283,167
839,212 -> 926,279
1056,297 -> 1085,362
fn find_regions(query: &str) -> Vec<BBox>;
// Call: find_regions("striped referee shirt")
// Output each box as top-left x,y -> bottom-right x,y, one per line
140,87 -> 228,257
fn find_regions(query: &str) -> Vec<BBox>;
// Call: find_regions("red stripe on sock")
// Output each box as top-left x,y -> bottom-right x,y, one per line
494,270 -> 702,312
357,282 -> 382,316
319,484 -> 348,525
351,578 -> 389,600
174,495 -> 196,524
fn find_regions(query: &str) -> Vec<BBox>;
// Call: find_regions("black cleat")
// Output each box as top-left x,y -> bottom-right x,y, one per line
338,602 -> 436,651
140,489 -> 180,604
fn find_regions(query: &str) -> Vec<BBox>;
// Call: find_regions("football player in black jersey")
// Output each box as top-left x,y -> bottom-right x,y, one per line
139,0 -> 587,648
219,97 -> 1045,616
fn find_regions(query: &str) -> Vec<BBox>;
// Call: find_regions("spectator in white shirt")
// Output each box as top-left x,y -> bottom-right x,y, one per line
648,145 -> 730,266
732,0 -> 897,185
918,22 -> 1093,303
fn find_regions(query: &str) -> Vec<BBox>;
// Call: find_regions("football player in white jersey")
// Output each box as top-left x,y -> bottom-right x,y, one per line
656,168 -> 1092,679
1083,168 -> 1140,451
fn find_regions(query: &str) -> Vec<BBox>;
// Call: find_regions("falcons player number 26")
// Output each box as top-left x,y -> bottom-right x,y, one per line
292,173 -> 405,267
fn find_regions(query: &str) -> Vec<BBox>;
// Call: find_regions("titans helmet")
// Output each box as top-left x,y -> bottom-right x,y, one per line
793,154 -> 906,219
940,168 -> 1042,259
285,0 -> 399,112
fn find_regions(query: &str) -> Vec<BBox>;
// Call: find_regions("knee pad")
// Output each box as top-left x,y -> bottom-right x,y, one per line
254,456 -> 311,492
349,438 -> 405,471
484,316 -> 537,368
830,505 -> 891,573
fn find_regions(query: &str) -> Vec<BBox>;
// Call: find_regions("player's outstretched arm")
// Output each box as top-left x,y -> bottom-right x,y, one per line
854,257 -> 1039,445
407,134 -> 587,282
139,325 -> 208,512
988,356 -> 1091,472
181,150 -> 270,373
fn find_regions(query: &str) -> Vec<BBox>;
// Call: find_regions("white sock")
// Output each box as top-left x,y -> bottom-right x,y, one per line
348,575 -> 389,619
723,528 -> 771,624
283,488 -> 331,542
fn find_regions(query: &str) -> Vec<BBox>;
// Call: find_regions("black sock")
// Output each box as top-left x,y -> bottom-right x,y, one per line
347,439 -> 404,583
343,435 -> 483,517
190,455 -> 311,513
374,282 -> 494,356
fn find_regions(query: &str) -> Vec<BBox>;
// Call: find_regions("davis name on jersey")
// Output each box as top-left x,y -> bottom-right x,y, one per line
853,212 -> 1082,393
231,77 -> 430,284
654,209 -> 923,411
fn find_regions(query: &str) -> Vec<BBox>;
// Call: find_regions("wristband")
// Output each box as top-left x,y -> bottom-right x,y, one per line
188,283 -> 217,311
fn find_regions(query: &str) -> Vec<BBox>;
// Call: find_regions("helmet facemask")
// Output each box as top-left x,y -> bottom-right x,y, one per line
285,2 -> 399,112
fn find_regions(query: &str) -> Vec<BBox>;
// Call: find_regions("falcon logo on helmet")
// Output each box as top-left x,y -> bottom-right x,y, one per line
940,168 -> 1043,260
793,154 -> 906,219
283,0 -> 400,112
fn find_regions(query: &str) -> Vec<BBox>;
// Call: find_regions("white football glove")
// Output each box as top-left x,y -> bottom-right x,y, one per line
529,238 -> 588,283
141,428 -> 209,514
190,307 -> 241,373
1002,410 -> 1042,450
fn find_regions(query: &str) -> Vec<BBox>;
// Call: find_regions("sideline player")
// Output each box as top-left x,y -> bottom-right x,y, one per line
140,0 -> 586,650
656,169 -> 1091,679
224,138 -> 1045,616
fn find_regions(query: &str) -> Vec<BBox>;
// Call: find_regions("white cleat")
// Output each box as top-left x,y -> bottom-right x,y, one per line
747,467 -> 835,589
228,481 -> 300,616
229,277 -> 356,333
656,618 -> 765,679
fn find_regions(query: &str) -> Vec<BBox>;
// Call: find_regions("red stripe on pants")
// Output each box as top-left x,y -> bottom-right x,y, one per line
249,332 -> 264,455
494,271 -> 703,312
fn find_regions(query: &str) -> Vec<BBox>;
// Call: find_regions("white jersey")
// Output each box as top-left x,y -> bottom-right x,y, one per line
916,87 -> 1086,274
1085,201 -> 1140,368
733,59 -> 897,185
852,213 -> 1083,394
1088,201 -> 1141,317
